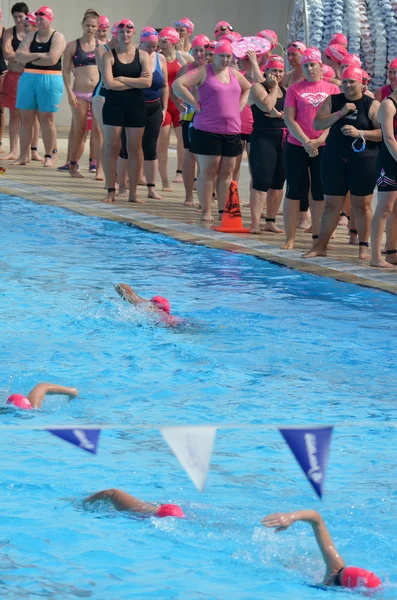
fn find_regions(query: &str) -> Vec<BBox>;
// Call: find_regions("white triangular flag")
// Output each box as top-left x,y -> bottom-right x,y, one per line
160,426 -> 216,492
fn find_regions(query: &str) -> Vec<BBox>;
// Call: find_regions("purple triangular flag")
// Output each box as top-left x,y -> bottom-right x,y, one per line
47,428 -> 101,454
279,427 -> 333,498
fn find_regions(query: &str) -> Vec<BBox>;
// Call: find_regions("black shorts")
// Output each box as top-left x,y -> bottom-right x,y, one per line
190,127 -> 242,157
181,120 -> 193,150
102,101 -> 146,128
285,142 -> 324,201
249,129 -> 286,192
321,150 -> 377,197
241,133 -> 251,143
376,146 -> 397,192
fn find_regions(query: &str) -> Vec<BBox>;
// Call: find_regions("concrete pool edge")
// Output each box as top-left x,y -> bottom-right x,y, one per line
2,180 -> 397,296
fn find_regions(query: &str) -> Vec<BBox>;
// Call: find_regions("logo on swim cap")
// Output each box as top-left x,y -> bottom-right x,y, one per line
6,394 -> 33,410
157,504 -> 185,518
150,296 -> 171,314
341,567 -> 382,589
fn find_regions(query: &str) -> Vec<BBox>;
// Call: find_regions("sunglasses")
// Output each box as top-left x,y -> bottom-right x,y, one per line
117,23 -> 134,30
204,43 -> 216,49
216,25 -> 233,32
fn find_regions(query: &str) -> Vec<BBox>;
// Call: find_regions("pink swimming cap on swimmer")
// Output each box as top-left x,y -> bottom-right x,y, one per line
118,19 -> 134,29
322,64 -> 336,78
174,18 -> 194,33
324,44 -> 348,63
192,34 -> 210,48
342,54 -> 361,68
361,69 -> 370,82
6,394 -> 33,410
26,12 -> 37,25
341,567 -> 382,589
157,504 -> 185,518
287,40 -> 307,53
35,6 -> 53,22
301,47 -> 322,65
330,32 -> 348,47
159,27 -> 180,45
98,15 -> 110,29
214,40 -> 233,55
140,27 -> 158,43
111,21 -> 120,38
389,57 -> 397,70
150,296 -> 171,314
214,21 -> 233,34
219,32 -> 242,43
257,30 -> 278,49
342,66 -> 363,82
266,55 -> 285,70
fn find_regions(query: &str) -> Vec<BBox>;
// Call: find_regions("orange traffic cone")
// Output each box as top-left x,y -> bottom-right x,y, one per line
212,181 -> 250,233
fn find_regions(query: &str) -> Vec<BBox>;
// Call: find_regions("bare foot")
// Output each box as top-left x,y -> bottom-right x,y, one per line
148,188 -> 163,200
128,196 -> 145,204
201,211 -> 214,222
370,258 -> 395,268
162,184 -> 173,192
184,197 -> 195,207
118,188 -> 128,198
302,248 -> 327,258
95,170 -> 105,181
44,156 -> 53,168
0,145 -> 5,154
280,240 -> 295,250
70,166 -> 84,179
173,171 -> 183,183
138,178 -> 147,186
386,253 -> 397,265
31,150 -> 43,163
304,225 -> 312,234
338,214 -> 349,227
250,227 -> 262,234
349,233 -> 359,245
101,191 -> 115,203
359,247 -> 371,260
3,152 -> 18,161
12,157 -> 29,166
264,222 -> 284,233
297,218 -> 311,230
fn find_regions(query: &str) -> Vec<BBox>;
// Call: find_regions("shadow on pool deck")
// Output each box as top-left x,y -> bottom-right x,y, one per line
1,139 -> 397,295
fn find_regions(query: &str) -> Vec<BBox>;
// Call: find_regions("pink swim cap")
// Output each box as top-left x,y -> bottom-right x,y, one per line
361,69 -> 370,82
150,296 -> 171,314
257,29 -> 278,49
98,15 -> 110,29
324,43 -> 348,63
118,19 -> 134,30
342,66 -> 363,82
341,567 -> 382,589
215,40 -> 233,55
322,64 -> 336,78
35,6 -> 53,22
111,21 -> 120,38
7,394 -> 33,410
140,27 -> 158,43
301,47 -> 322,65
26,12 -> 37,25
214,21 -> 233,35
174,18 -> 194,33
192,34 -> 210,48
266,55 -> 285,70
287,40 -> 307,53
330,32 -> 348,47
159,27 -> 180,45
389,57 -> 397,70
0,9 -> 2,20
157,504 -> 185,518
342,54 -> 361,68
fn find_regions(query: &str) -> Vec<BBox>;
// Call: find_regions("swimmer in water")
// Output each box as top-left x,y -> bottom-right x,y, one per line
84,488 -> 184,518
6,382 -> 78,410
262,510 -> 382,590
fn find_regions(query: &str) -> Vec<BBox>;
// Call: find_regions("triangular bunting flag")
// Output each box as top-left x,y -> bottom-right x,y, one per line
47,428 -> 101,454
160,426 -> 216,492
279,426 -> 333,498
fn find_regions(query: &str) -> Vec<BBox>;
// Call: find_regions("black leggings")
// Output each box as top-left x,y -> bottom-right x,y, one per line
249,129 -> 286,192
120,99 -> 162,161
285,143 -> 324,201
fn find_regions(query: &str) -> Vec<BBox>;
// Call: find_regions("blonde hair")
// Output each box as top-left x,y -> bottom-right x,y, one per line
83,9 -> 99,23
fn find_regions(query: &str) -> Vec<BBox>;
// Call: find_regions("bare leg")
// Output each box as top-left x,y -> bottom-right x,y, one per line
13,109 -> 35,165
265,188 -> 284,233
30,116 -> 43,162
216,156 -> 236,213
182,149 -> 196,206
302,195 -> 344,258
232,150 -> 243,182
339,194 -> 350,226
126,127 -> 145,203
92,95 -> 106,186
39,111 -> 57,167
281,197 -> 300,249
117,156 -> 128,197
102,124 -> 122,202
350,194 -> 372,259
0,104 -> 5,153
196,154 -> 221,221
69,100 -> 89,178
250,188 -> 266,233
310,200 -> 324,238
158,124 -> 172,191
27,382 -> 78,409
144,159 -> 162,199
386,201 -> 397,264
3,108 -> 20,160
91,111 -> 104,180
173,125 -> 184,183
370,191 -> 397,267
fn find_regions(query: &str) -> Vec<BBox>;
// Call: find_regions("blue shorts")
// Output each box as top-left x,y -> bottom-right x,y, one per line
16,71 -> 64,113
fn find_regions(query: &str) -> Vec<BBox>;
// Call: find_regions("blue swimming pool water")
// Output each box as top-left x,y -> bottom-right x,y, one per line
0,195 -> 396,599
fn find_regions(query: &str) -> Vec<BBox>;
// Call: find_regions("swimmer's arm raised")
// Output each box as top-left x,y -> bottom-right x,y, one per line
27,383 -> 78,408
262,510 -> 345,577
114,283 -> 149,305
84,488 -> 158,514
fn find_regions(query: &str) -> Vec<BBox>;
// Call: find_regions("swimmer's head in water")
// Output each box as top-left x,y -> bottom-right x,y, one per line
339,567 -> 382,589
6,394 -> 33,410
150,296 -> 171,314
157,504 -> 185,518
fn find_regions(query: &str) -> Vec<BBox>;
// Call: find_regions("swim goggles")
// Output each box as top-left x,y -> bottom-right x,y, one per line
352,130 -> 366,153
141,30 -> 158,38
204,43 -> 216,49
215,25 -> 234,32
117,23 -> 134,29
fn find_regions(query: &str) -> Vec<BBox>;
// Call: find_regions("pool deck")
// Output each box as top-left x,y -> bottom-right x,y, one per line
1,138 -> 397,295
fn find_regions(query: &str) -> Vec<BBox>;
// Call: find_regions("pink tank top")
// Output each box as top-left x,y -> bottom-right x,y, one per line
381,84 -> 393,100
194,64 -> 241,134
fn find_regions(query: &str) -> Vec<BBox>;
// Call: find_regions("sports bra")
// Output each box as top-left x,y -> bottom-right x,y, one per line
144,52 -> 164,102
72,38 -> 98,68
25,31 -> 62,71
106,47 -> 144,105
326,93 -> 377,156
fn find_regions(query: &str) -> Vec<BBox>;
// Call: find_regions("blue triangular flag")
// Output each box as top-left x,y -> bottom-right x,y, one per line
279,426 -> 333,498
47,428 -> 101,454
